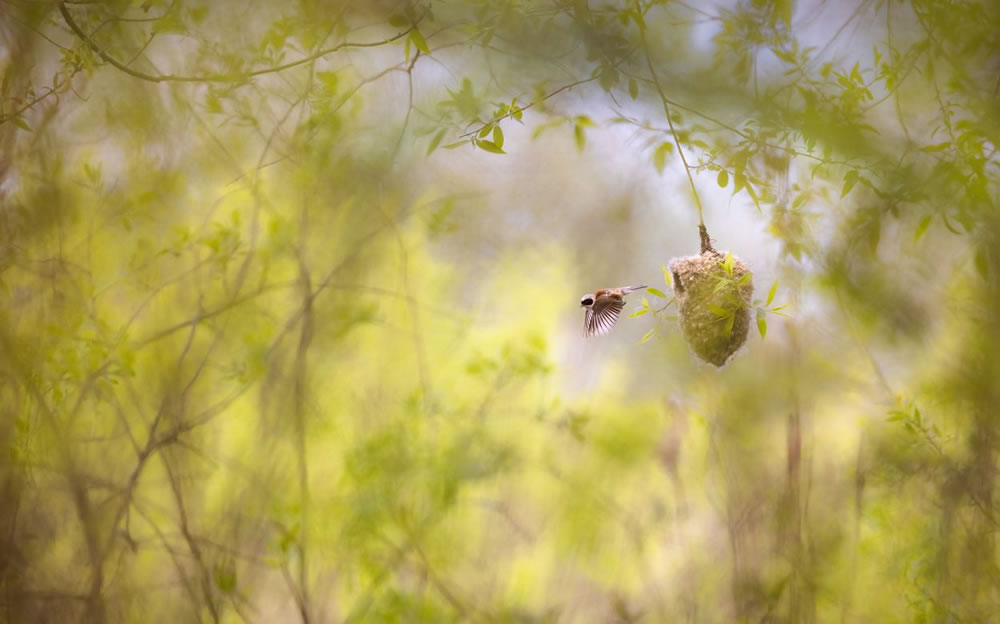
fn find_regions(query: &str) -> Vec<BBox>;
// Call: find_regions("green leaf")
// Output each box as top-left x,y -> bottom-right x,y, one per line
410,29 -> 431,54
629,308 -> 649,318
388,14 -> 409,28
492,125 -> 504,149
205,91 -> 223,113
442,139 -> 470,149
661,264 -> 672,287
772,47 -> 796,63
723,251 -> 734,275
717,169 -> 729,188
975,248 -> 989,280
426,129 -> 446,155
476,140 -> 506,154
756,308 -> 767,339
920,141 -> 950,152
14,117 -> 31,132
214,565 -> 237,594
599,66 -> 619,91
628,77 -> 638,99
646,287 -> 667,298
708,304 -> 730,318
841,169 -> 859,197
478,124 -> 493,138
574,124 -> 585,151
639,328 -> 655,344
766,279 -> 778,306
532,119 -> 565,139
724,313 -> 736,338
776,0 -> 792,27
914,215 -> 932,241
653,141 -> 673,174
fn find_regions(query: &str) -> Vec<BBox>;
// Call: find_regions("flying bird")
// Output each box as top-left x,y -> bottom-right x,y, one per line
579,285 -> 647,337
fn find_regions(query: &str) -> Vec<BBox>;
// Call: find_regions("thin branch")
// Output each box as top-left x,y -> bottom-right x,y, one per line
635,1 -> 704,226
391,52 -> 421,158
58,2 -> 418,84
0,68 -> 80,126
612,74 -> 863,168
291,248 -> 313,624
458,75 -> 599,138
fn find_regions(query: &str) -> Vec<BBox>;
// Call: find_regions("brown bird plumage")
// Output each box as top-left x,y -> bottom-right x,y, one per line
579,285 -> 647,337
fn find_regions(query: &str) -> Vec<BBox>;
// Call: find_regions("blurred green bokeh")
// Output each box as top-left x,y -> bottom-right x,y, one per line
1,0 -> 999,622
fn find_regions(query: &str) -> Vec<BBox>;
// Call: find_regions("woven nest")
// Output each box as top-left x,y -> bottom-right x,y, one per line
670,226 -> 753,367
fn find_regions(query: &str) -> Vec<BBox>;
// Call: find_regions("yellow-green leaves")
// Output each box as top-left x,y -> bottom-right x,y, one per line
629,296 -> 650,318
920,141 -> 950,152
476,139 -> 505,154
914,215 -> 932,242
717,169 -> 729,188
474,120 -> 506,154
753,279 -> 787,339
841,169 -> 859,197
443,97 -> 524,157
492,125 -> 504,149
574,116 -> 593,152
598,65 -> 619,92
426,128 -> 446,155
756,308 -> 767,338
653,141 -> 673,174
410,29 -> 431,55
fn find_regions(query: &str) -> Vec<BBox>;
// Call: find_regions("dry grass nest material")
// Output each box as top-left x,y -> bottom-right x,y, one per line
670,249 -> 753,367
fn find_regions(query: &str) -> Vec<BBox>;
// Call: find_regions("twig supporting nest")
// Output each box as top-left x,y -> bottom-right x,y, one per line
699,224 -> 715,255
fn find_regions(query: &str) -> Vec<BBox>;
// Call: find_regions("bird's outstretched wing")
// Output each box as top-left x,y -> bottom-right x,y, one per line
584,295 -> 625,337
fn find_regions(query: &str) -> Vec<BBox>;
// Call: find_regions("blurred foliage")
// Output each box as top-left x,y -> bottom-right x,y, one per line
1,0 -> 999,622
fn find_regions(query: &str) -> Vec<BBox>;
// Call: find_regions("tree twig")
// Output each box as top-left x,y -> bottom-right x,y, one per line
458,75 -> 598,139
635,1 -> 705,226
58,2 -> 418,84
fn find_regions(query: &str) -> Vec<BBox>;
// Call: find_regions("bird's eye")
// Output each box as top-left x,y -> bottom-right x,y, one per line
580,296 -> 594,306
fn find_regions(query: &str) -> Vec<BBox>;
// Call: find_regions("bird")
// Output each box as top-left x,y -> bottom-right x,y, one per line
579,285 -> 647,337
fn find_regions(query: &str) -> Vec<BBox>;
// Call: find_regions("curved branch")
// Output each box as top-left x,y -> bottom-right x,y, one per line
58,1 -> 418,84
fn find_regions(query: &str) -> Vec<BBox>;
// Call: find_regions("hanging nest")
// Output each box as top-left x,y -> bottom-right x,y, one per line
670,225 -> 753,367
